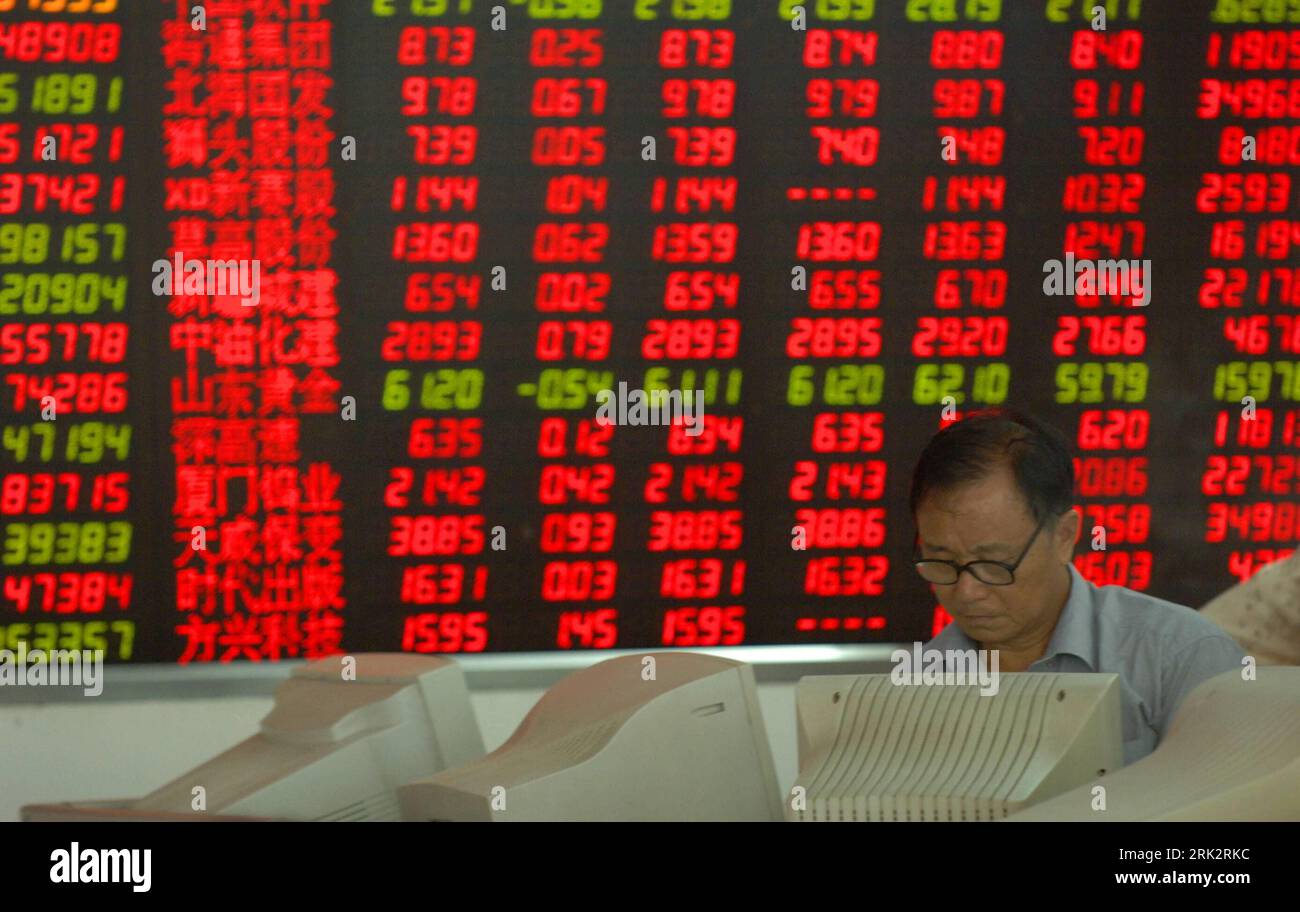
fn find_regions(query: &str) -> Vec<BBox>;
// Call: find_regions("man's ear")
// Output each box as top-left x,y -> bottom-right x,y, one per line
1054,508 -> 1080,560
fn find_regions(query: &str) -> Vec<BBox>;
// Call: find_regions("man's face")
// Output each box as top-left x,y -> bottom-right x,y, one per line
914,465 -> 1078,646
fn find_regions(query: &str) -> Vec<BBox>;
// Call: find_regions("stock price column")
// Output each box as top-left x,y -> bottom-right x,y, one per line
373,12 -> 492,656
1197,4 -> 1300,585
849,1 -> 1009,637
914,3 -> 1009,633
917,11 -> 1010,433
1051,4 -> 1155,591
767,3 -> 891,641
514,7 -> 620,650
641,10 -> 746,649
0,2 -> 135,660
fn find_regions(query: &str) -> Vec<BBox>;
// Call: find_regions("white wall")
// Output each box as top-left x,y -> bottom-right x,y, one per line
0,682 -> 799,822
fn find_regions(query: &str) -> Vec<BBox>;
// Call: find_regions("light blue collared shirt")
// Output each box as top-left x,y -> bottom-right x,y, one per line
924,562 -> 1247,766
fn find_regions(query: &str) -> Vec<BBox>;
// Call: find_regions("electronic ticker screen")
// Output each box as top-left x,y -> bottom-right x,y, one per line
1,0 -> 1298,665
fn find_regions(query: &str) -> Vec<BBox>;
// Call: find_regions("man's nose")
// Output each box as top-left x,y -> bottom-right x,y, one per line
954,568 -> 988,602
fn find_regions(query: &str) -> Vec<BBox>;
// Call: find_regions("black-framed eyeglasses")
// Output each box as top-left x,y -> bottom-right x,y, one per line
912,518 -> 1045,586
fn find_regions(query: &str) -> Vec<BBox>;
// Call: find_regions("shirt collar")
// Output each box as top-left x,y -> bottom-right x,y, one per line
928,562 -> 1097,671
1034,562 -> 1097,671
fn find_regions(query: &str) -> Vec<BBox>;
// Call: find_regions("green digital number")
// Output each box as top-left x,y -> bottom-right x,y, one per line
521,0 -> 602,20
65,421 -> 131,463
1056,362 -> 1147,404
31,73 -> 95,115
638,0 -> 727,19
906,0 -> 1000,23
787,365 -> 815,406
533,368 -> 610,409
670,0 -> 730,20
970,362 -> 1010,404
1050,0 -> 1144,22
373,0 -> 474,13
383,369 -> 411,410
780,0 -> 874,21
0,74 -> 17,114
1214,361 -> 1270,402
0,620 -> 135,661
61,223 -> 127,264
0,223 -> 49,264
825,364 -> 884,406
913,363 -> 965,404
2,521 -> 131,565
420,368 -> 483,409
1209,0 -> 1294,24
0,273 -> 127,316
644,367 -> 741,406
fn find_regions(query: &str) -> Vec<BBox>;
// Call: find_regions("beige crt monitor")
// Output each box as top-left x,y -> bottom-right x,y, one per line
131,653 -> 484,821
789,673 -> 1123,821
1005,666 -> 1300,821
399,652 -> 783,821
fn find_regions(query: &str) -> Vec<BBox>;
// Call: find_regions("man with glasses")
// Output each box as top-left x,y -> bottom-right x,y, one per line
913,409 -> 1246,766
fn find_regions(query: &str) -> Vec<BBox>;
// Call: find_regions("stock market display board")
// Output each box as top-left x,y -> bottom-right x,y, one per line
1,0 -> 1298,664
